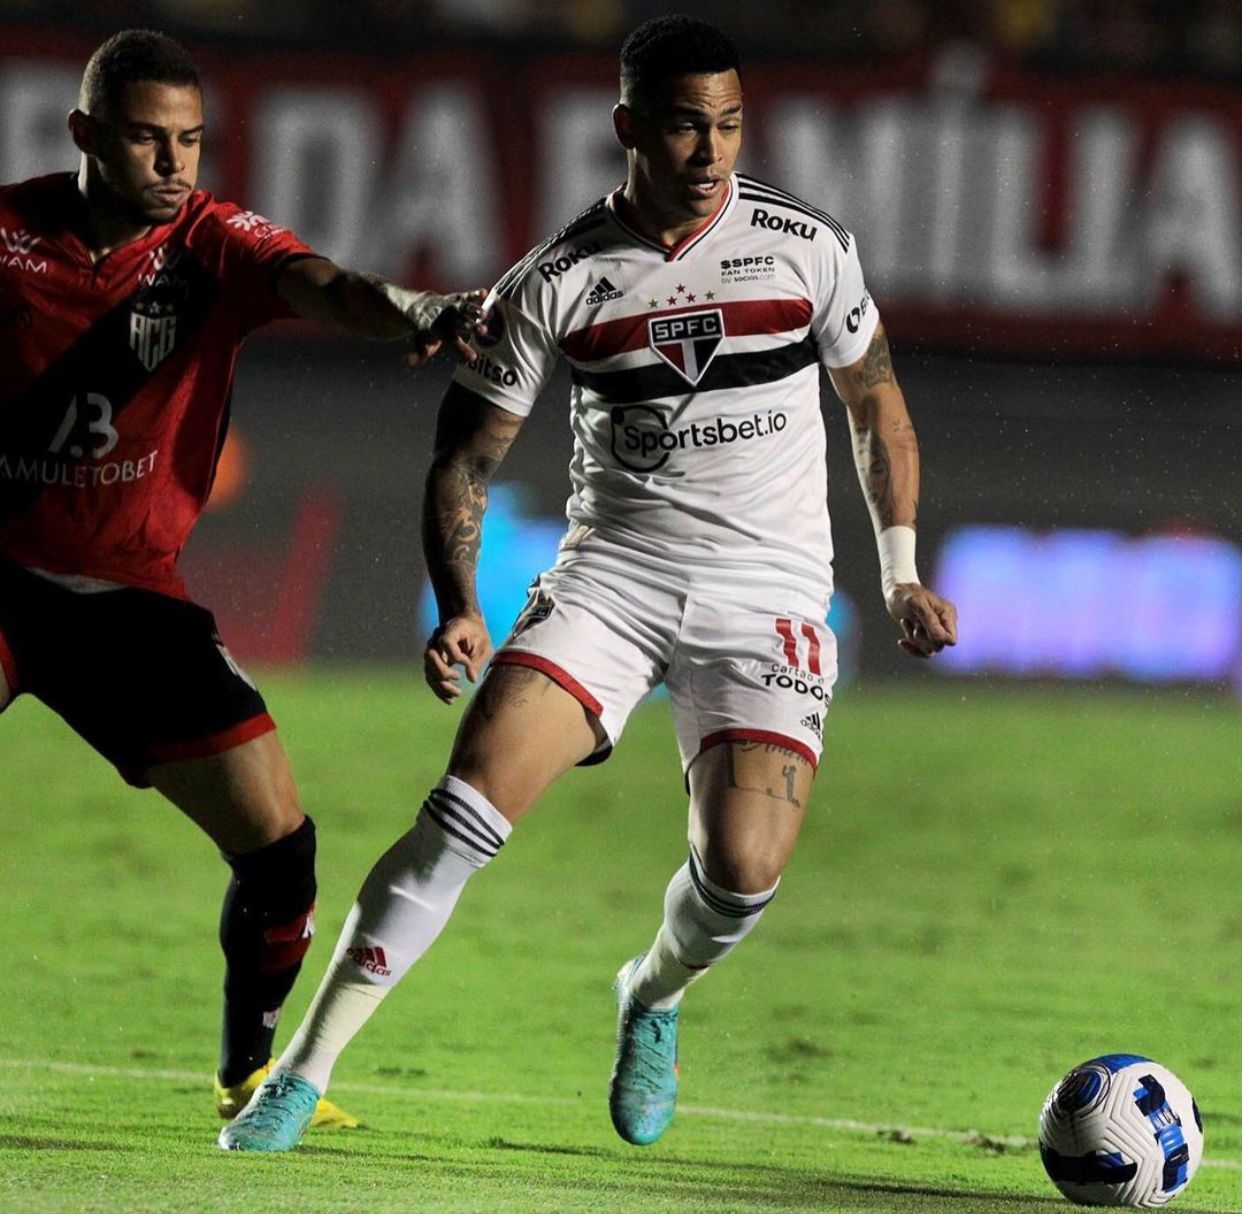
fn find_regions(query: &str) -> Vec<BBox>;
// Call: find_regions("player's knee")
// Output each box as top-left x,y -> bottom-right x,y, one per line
696,843 -> 787,895
440,764 -> 526,824
224,813 -> 316,886
220,815 -> 318,957
221,803 -> 304,853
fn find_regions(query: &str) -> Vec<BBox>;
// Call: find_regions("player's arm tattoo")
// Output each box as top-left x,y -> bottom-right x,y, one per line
853,428 -> 918,530
724,741 -> 807,810
423,385 -> 523,617
836,328 -> 920,531
853,329 -> 894,391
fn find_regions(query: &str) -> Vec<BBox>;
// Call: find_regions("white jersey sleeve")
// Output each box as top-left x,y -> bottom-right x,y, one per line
810,234 -> 879,369
451,295 -> 559,417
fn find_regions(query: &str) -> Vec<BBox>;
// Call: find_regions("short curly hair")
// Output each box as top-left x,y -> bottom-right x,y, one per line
620,15 -> 740,108
80,29 -> 200,115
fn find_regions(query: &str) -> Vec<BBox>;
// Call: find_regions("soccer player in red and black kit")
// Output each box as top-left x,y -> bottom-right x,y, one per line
0,29 -> 485,1130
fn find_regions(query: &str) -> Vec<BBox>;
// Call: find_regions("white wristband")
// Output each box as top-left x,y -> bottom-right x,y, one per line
380,282 -> 451,332
878,525 -> 919,598
400,289 -> 450,332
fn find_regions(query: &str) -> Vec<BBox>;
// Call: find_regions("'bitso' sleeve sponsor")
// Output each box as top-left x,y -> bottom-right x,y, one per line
811,234 -> 880,369
451,295 -> 558,417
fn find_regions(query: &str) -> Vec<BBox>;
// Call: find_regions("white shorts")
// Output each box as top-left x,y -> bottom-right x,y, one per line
491,529 -> 837,772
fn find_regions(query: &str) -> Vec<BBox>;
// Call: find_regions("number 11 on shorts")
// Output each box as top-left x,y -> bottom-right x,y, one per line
775,618 -> 821,674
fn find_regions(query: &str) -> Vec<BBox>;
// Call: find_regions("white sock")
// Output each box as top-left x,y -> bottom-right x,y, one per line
629,848 -> 779,1011
276,775 -> 510,1092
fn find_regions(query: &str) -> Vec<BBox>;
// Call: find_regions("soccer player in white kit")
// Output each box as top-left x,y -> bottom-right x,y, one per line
221,14 -> 958,1153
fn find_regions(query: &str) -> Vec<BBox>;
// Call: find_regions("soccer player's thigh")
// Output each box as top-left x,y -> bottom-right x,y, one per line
30,584 -> 297,853
136,602 -> 301,852
670,598 -> 834,892
448,588 -> 664,824
149,730 -> 302,854
685,741 -> 815,893
444,666 -> 603,823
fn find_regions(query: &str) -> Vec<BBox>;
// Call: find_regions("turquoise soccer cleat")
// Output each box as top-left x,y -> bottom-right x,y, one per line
216,1071 -> 322,1152
215,1059 -> 359,1129
608,955 -> 680,1146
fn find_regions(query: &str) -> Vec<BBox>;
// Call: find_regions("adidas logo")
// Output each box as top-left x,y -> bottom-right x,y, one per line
584,276 -> 624,306
346,945 -> 392,977
800,711 -> 823,741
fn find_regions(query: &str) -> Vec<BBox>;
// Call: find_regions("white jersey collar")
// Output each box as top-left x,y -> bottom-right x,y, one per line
607,176 -> 737,262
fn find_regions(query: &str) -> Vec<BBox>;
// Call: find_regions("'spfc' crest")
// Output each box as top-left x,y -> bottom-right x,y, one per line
648,308 -> 724,385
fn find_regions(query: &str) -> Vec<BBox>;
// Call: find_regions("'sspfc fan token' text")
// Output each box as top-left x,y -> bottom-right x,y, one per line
1039,1055 -> 1203,1207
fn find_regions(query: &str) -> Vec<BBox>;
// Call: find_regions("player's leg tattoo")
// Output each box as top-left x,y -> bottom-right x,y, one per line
447,666 -> 606,820
723,740 -> 806,810
624,739 -> 815,1009
473,663 -> 552,721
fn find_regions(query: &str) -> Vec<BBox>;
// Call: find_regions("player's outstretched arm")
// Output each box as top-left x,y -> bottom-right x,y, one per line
422,383 -> 525,702
275,256 -> 487,361
828,324 -> 958,659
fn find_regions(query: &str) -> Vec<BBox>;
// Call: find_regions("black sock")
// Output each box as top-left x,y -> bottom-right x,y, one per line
217,816 -> 317,1087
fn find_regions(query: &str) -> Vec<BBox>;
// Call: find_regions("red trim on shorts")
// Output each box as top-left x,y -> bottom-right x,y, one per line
146,711 -> 277,768
0,627 -> 18,694
698,728 -> 818,770
491,651 -> 604,720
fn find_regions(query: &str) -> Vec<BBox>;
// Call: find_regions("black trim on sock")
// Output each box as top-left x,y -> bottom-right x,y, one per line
687,850 -> 777,919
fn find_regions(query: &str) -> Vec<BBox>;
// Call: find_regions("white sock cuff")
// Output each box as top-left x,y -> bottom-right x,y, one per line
687,848 -> 780,917
422,775 -> 512,865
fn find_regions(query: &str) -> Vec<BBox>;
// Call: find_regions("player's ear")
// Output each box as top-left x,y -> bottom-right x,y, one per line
67,109 -> 97,155
613,103 -> 637,150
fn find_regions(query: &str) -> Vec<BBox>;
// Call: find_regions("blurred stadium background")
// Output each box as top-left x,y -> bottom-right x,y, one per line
2,0 -> 1238,693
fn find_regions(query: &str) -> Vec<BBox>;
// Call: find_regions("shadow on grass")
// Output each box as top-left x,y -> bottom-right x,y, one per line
0,1134 -> 119,1152
350,1136 -> 1060,1211
349,1137 -> 1227,1214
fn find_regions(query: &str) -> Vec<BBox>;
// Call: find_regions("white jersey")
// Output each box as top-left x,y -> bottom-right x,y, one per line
452,172 -> 880,606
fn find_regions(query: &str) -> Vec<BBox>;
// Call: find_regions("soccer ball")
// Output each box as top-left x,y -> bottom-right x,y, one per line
1039,1055 -> 1204,1207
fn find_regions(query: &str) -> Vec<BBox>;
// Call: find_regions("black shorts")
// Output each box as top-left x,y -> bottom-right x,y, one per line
0,556 -> 272,787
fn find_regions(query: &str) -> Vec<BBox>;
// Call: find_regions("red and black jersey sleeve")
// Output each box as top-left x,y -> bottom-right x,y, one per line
185,200 -> 318,335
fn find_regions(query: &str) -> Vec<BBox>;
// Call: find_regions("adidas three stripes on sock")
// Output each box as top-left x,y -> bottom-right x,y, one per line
275,776 -> 510,1093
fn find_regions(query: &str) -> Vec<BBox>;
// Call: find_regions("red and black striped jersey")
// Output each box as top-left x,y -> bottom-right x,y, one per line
0,173 -> 315,597
453,173 -> 879,607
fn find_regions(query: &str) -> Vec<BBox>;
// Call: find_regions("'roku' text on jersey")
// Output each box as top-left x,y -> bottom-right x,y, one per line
452,173 -> 880,606
0,173 -> 315,597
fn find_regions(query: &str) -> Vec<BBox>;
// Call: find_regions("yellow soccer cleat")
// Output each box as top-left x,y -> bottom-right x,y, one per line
214,1061 -> 360,1130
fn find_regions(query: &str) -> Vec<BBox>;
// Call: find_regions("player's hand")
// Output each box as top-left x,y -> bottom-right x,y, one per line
886,583 -> 958,660
404,289 -> 490,368
424,612 -> 493,703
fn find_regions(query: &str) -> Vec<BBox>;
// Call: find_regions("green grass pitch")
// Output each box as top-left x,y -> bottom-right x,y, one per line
1,672 -> 1240,1212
